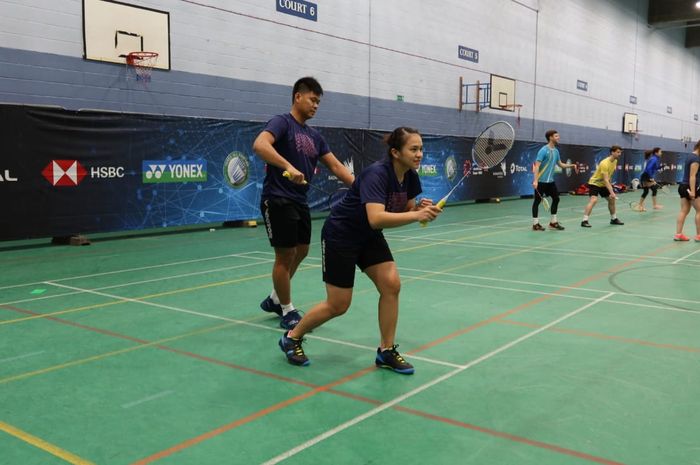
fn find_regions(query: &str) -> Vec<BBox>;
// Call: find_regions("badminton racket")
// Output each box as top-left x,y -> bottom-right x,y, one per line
283,170 -> 348,211
421,121 -> 515,226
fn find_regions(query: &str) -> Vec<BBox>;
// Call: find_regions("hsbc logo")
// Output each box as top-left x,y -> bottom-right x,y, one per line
42,160 -> 125,186
42,160 -> 87,186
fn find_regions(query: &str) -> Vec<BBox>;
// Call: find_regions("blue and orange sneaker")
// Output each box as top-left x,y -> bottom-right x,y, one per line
279,331 -> 309,366
375,345 -> 414,374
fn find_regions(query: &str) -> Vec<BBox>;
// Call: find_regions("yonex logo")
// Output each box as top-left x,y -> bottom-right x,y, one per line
42,160 -> 87,186
142,160 -> 207,183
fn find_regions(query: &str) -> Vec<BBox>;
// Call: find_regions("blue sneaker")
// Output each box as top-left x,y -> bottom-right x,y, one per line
279,331 -> 309,366
279,310 -> 303,330
375,345 -> 414,374
260,296 -> 283,316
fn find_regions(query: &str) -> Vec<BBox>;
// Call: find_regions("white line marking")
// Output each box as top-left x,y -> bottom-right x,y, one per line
0,258 -> 273,307
41,282 -> 459,369
260,292 -> 615,465
121,390 -> 175,409
0,252 -> 263,291
673,249 -> 700,264
0,351 -> 45,364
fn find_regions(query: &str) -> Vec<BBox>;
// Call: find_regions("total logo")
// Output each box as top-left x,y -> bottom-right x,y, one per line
510,163 -> 528,174
143,160 -> 207,184
0,169 -> 18,182
41,160 -> 124,186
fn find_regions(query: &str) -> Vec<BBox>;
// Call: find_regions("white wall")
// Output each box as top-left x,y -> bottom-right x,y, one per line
0,0 -> 698,144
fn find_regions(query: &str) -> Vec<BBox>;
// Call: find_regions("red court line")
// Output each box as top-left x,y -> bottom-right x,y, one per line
394,406 -> 626,465
407,243 -> 678,355
2,304 -> 625,465
130,366 -> 377,465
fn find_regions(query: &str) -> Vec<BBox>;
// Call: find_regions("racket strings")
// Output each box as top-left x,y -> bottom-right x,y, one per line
472,123 -> 515,169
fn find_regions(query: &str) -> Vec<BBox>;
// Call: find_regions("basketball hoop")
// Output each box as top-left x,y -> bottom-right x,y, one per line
500,103 -> 523,127
126,51 -> 158,82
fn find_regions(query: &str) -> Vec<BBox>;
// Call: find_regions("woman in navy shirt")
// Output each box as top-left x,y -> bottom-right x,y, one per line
674,141 -> 700,241
278,127 -> 442,374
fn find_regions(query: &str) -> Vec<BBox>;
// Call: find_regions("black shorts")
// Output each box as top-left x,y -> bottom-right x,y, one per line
535,182 -> 559,198
640,172 -> 653,185
678,183 -> 697,200
261,196 -> 311,248
588,184 -> 611,198
321,231 -> 394,288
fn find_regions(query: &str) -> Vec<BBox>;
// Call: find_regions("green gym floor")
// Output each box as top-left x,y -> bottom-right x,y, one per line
2,192 -> 699,465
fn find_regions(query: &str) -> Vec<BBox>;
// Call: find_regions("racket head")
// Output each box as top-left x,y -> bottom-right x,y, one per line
472,121 -> 515,170
660,184 -> 670,195
541,196 -> 550,212
327,187 -> 349,211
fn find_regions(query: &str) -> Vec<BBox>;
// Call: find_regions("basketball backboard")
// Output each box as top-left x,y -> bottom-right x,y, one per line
83,0 -> 170,70
489,75 -> 515,111
622,112 -> 639,134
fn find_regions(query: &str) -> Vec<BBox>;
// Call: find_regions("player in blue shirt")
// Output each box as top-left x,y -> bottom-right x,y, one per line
531,129 -> 578,231
253,77 -> 354,330
637,147 -> 663,211
278,127 -> 442,373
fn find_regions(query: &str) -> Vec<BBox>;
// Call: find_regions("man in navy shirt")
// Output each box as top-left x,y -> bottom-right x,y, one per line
278,127 -> 442,374
253,77 -> 354,329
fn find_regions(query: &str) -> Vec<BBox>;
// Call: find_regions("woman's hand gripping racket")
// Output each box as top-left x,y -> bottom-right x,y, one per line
283,171 -> 349,210
420,121 -> 515,226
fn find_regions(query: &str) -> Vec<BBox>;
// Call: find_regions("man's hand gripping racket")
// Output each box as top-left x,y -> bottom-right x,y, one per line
420,121 -> 515,226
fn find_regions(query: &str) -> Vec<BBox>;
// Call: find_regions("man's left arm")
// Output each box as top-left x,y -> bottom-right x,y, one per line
320,153 -> 355,186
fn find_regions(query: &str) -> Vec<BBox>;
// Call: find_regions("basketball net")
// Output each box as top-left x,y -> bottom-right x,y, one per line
126,52 -> 159,83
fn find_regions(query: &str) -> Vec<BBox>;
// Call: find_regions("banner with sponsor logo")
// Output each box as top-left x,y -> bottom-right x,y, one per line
0,104 -> 692,241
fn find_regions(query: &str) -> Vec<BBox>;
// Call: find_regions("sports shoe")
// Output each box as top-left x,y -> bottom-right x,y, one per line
260,296 -> 283,316
279,331 -> 309,366
549,222 -> 565,230
610,218 -> 624,225
532,223 -> 545,231
581,220 -> 592,228
375,345 -> 414,374
280,309 -> 303,330
653,205 -> 663,210
695,235 -> 700,242
674,233 -> 689,241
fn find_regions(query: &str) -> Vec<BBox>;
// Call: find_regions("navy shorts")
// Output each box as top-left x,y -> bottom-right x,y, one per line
261,196 -> 311,248
321,230 -> 394,289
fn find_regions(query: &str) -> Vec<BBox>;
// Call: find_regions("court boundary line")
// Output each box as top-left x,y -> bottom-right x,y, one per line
260,293 -> 617,465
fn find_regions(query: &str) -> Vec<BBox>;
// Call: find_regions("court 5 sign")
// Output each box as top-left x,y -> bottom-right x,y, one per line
276,0 -> 317,21
458,46 -> 479,63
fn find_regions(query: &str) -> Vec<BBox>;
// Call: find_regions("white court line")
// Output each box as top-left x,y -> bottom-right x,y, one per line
673,249 -> 700,264
121,390 -> 175,409
0,258 -> 273,307
0,351 -> 45,364
42,282 -> 459,369
237,253 -> 700,308
260,292 -> 615,465
0,252 -> 263,291
399,267 -> 700,304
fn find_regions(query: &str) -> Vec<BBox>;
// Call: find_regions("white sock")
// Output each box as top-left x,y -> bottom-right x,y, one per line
281,302 -> 296,316
583,215 -> 589,221
611,214 -> 617,220
550,215 -> 557,223
270,289 -> 280,305
533,218 -> 539,225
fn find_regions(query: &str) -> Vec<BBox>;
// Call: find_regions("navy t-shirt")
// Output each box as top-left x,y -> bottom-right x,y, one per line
261,113 -> 331,204
323,159 -> 422,247
681,154 -> 700,187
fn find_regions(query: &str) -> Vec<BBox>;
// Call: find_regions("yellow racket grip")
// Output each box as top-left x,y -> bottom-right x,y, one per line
282,170 -> 307,185
419,198 -> 447,227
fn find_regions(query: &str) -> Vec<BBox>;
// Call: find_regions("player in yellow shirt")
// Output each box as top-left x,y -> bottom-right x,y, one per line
581,146 -> 624,227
